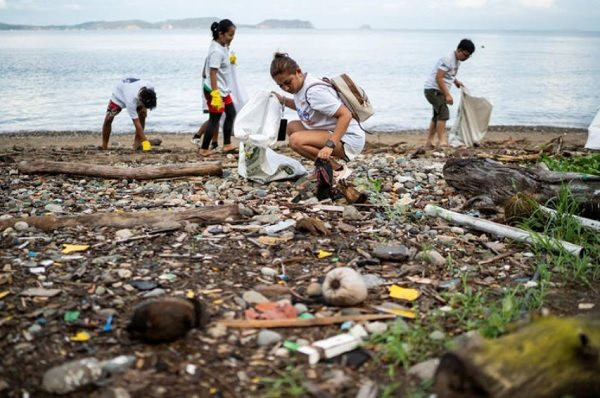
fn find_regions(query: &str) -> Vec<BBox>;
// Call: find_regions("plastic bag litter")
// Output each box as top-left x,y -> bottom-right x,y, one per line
449,86 -> 493,148
235,90 -> 306,183
585,107 -> 600,150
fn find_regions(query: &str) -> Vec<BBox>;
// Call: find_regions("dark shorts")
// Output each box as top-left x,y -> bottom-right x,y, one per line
424,89 -> 449,122
106,100 -> 122,117
203,89 -> 233,114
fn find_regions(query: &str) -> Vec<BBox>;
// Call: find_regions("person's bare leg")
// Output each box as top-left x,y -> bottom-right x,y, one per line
436,120 -> 448,147
101,113 -> 114,150
426,120 -> 436,148
288,130 -> 346,161
133,108 -> 148,149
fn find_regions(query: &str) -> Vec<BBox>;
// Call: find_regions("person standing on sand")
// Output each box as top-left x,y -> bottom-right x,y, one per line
196,19 -> 238,157
270,52 -> 362,181
424,39 -> 475,148
101,77 -> 157,150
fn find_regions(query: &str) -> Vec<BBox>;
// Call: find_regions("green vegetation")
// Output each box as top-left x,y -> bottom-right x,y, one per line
260,365 -> 307,398
355,177 -> 407,221
540,154 -> 600,175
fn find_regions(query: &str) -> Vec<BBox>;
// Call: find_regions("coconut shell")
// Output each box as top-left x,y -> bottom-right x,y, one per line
322,267 -> 368,307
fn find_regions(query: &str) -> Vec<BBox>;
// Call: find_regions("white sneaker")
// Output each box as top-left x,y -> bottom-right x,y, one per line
334,165 -> 352,182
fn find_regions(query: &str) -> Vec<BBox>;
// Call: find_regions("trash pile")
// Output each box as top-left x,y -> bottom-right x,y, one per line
0,136 -> 598,397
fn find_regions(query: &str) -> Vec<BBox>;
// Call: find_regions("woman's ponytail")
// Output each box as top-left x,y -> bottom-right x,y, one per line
211,19 -> 235,40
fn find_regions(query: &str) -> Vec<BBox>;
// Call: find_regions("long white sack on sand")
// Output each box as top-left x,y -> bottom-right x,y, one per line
424,204 -> 582,256
585,107 -> 600,150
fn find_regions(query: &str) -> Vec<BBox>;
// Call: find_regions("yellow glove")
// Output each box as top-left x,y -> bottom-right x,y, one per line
210,90 -> 223,109
142,140 -> 152,151
229,54 -> 237,65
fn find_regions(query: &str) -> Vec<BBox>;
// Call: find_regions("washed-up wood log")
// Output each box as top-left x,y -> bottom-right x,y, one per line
434,316 -> 600,398
0,205 -> 240,232
424,204 -> 582,256
218,314 -> 395,328
18,160 -> 222,179
443,157 -> 600,205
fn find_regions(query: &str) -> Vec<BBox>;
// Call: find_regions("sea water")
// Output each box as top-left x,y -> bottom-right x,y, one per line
0,28 -> 599,133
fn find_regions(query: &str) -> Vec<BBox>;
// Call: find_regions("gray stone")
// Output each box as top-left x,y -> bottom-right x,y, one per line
306,282 -> 322,297
343,206 -> 363,221
42,358 -> 103,394
260,267 -> 278,277
99,387 -> 131,398
293,303 -> 308,314
20,288 -> 61,297
362,274 -> 386,289
141,288 -> 166,298
417,250 -> 446,266
44,203 -> 63,213
115,229 -> 134,240
429,330 -> 445,341
372,244 -> 411,262
242,290 -> 268,304
366,321 -> 388,335
207,323 -> 228,338
257,330 -> 282,346
14,221 -> 29,231
407,358 -> 440,381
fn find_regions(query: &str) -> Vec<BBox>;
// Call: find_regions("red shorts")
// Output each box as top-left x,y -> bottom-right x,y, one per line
203,90 -> 233,113
106,100 -> 122,117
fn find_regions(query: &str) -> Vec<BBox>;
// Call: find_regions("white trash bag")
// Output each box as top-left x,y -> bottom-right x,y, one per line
235,90 -> 306,183
585,107 -> 600,150
449,86 -> 493,148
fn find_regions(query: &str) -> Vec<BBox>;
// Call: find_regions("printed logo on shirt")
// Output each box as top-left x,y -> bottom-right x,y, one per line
122,78 -> 140,83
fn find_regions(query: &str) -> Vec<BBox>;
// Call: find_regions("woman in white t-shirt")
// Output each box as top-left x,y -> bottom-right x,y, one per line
270,53 -> 364,180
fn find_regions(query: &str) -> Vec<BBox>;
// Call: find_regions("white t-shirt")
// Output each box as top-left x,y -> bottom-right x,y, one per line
203,40 -> 232,96
293,73 -> 362,135
110,78 -> 152,120
424,52 -> 460,91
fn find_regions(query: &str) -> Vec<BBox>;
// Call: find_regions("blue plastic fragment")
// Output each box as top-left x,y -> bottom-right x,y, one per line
340,321 -> 354,330
103,315 -> 113,332
27,251 -> 38,257
277,274 -> 290,282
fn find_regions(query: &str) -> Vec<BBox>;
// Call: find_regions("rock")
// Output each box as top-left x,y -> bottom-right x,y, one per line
306,282 -> 322,297
141,288 -> 166,298
20,288 -> 61,297
14,221 -> 29,231
115,229 -> 134,240
407,358 -> 440,381
293,303 -> 308,314
42,358 -> 103,394
343,205 -> 363,221
365,321 -> 388,335
257,330 -> 282,346
260,267 -> 278,278
361,274 -> 386,289
99,387 -> 131,398
372,244 -> 411,262
117,269 -> 133,279
417,249 -> 446,266
242,290 -> 269,304
44,203 -> 63,213
349,324 -> 369,340
207,323 -> 228,338
429,330 -> 445,341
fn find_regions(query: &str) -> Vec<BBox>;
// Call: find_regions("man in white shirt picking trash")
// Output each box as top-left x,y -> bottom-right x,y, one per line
424,39 -> 475,148
101,77 -> 157,150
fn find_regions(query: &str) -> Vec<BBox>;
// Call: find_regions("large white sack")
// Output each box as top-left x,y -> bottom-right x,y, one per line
585,107 -> 600,150
234,90 -> 282,148
449,87 -> 493,148
238,142 -> 306,184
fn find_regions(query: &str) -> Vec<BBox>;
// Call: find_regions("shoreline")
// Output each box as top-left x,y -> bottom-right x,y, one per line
0,125 -> 589,151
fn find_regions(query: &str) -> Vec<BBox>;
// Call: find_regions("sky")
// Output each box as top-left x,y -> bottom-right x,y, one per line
0,0 -> 599,31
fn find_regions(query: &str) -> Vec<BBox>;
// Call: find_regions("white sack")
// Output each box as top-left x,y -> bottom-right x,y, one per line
449,87 -> 493,148
585,107 -> 600,150
235,90 -> 307,183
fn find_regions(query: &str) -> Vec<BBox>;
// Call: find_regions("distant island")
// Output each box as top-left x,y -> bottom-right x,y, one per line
0,18 -> 314,31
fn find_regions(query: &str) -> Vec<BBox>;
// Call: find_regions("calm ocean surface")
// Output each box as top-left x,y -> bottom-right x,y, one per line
0,29 -> 599,133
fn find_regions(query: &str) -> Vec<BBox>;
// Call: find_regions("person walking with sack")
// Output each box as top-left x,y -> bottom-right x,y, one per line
270,52 -> 364,181
196,19 -> 238,157
424,38 -> 475,148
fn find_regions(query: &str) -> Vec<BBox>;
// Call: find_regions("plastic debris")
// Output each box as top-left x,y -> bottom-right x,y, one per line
389,285 -> 420,301
298,333 -> 361,365
61,244 -> 89,254
318,250 -> 333,259
63,311 -> 80,323
102,315 -> 113,332
70,331 -> 91,341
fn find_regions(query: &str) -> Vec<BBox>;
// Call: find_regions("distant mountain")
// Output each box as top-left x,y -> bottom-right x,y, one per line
0,18 -> 314,31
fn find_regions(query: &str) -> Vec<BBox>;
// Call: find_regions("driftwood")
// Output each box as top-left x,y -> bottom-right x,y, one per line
434,316 -> 600,398
425,204 -> 583,256
443,157 -> 600,205
18,160 -> 222,179
218,314 -> 395,328
0,205 -> 240,232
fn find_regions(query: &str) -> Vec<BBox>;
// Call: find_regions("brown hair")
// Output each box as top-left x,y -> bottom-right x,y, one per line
270,52 -> 299,77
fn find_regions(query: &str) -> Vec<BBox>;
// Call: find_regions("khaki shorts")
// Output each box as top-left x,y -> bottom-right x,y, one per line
424,89 -> 449,122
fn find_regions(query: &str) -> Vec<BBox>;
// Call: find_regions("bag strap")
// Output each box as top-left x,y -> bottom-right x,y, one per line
305,78 -> 373,135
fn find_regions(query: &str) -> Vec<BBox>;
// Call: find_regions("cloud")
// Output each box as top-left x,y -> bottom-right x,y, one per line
454,0 -> 488,8
0,0 -> 6,9
518,0 -> 556,8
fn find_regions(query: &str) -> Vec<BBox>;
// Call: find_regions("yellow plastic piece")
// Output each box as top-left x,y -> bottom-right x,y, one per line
0,291 -> 9,300
389,285 -> 421,301
70,331 -> 91,341
61,244 -> 89,254
142,140 -> 152,151
318,250 -> 333,259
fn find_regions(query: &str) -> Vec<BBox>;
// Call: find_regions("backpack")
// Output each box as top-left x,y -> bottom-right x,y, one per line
306,74 -> 375,134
